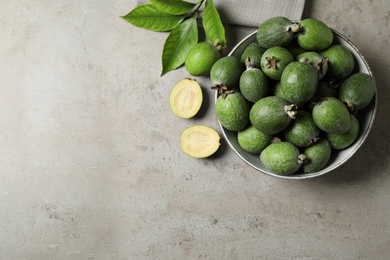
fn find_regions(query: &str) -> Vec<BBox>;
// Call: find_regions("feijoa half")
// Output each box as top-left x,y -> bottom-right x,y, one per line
180,125 -> 220,158
169,78 -> 203,118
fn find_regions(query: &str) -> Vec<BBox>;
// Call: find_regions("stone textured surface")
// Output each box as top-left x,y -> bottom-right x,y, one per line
1,0 -> 390,259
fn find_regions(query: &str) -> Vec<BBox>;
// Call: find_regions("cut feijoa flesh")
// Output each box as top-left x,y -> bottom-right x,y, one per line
180,125 -> 220,158
169,78 -> 203,118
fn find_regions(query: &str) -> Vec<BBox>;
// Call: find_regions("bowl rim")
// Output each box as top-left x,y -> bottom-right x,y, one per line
215,28 -> 377,180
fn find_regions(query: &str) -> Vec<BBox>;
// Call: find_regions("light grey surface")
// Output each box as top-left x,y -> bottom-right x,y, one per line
1,0 -> 389,259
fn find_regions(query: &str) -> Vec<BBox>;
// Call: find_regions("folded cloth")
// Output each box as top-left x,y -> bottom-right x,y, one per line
137,0 -> 306,27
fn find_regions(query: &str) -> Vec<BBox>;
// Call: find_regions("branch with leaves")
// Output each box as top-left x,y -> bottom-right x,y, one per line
121,0 -> 226,76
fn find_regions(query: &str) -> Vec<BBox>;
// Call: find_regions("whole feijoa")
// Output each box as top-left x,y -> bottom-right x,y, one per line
237,125 -> 273,154
256,16 -> 300,49
282,110 -> 320,147
338,72 -> 376,112
185,42 -> 220,76
280,61 -> 318,106
312,97 -> 351,134
216,92 -> 250,132
260,46 -> 294,80
307,81 -> 338,110
250,96 -> 298,135
239,58 -> 269,102
297,18 -> 334,51
273,81 -> 288,100
240,42 -> 266,68
302,139 -> 332,173
211,56 -> 244,89
321,44 -> 354,80
297,51 -> 329,80
260,141 -> 306,175
326,114 -> 360,149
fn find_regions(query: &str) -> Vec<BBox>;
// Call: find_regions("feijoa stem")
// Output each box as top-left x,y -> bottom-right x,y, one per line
298,154 -> 308,165
284,104 -> 298,119
245,57 -> 255,70
289,22 -> 301,33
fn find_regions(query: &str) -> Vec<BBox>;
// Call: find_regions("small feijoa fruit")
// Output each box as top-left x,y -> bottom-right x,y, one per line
240,42 -> 266,68
169,78 -> 203,118
260,141 -> 306,175
297,18 -> 334,51
216,92 -> 250,132
321,44 -> 354,80
180,125 -> 220,158
185,42 -> 220,76
302,139 -> 332,173
210,56 -> 243,89
326,114 -> 360,149
239,58 -> 269,103
237,125 -> 273,154
260,46 -> 294,80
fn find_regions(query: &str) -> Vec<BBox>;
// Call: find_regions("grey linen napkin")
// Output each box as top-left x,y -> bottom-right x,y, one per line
137,0 -> 306,27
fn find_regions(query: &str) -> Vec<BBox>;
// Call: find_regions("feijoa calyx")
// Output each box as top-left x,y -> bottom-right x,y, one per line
260,141 -> 306,175
338,72 -> 376,112
256,16 -> 300,49
250,96 -> 298,135
312,97 -> 351,134
215,91 -> 250,132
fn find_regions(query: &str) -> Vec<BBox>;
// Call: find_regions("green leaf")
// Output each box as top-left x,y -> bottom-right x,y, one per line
161,15 -> 198,76
202,0 -> 226,47
150,0 -> 196,15
121,4 -> 185,32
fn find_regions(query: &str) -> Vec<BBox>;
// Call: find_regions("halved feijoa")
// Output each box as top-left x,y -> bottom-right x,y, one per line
169,78 -> 203,118
180,125 -> 220,158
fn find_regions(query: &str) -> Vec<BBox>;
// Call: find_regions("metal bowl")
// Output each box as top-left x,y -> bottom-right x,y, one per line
215,29 -> 377,179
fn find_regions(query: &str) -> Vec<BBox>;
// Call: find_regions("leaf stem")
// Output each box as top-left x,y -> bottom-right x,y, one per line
185,0 -> 205,18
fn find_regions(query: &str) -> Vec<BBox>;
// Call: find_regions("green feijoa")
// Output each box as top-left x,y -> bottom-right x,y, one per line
240,42 -> 266,68
211,56 -> 244,89
216,92 -> 250,132
239,58 -> 269,103
260,141 -> 305,175
321,44 -> 354,80
326,114 -> 360,149
185,42 -> 221,76
302,139 -> 332,173
237,125 -> 273,154
260,46 -> 294,80
249,96 -> 297,135
256,16 -> 300,49
312,97 -> 351,134
280,61 -> 318,106
297,18 -> 333,51
282,110 -> 320,148
339,72 -> 376,112
297,51 -> 328,80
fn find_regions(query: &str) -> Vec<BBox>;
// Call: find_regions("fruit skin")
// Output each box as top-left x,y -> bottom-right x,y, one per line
249,96 -> 297,135
280,61 -> 318,106
338,72 -> 376,112
185,42 -> 220,76
260,46 -> 294,80
210,56 -> 243,89
326,114 -> 360,149
302,139 -> 332,173
256,16 -> 299,49
240,42 -> 266,68
297,18 -> 334,51
237,125 -> 273,154
216,92 -> 250,132
297,51 -> 328,80
260,141 -> 302,175
239,60 -> 269,103
312,97 -> 351,134
321,44 -> 354,80
169,78 -> 203,118
282,110 -> 320,148
180,125 -> 220,158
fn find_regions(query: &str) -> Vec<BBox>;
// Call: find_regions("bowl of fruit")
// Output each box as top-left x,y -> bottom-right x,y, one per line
212,17 -> 377,179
